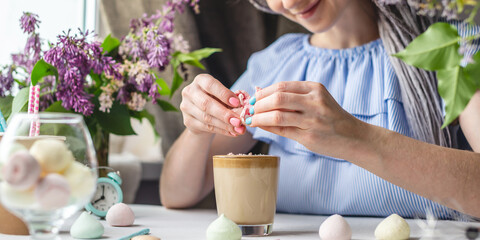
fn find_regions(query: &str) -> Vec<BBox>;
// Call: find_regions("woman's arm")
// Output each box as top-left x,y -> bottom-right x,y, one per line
160,130 -> 256,208
250,82 -> 480,217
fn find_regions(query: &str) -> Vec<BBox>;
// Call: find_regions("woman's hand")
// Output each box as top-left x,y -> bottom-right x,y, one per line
180,74 -> 245,137
249,81 -> 368,158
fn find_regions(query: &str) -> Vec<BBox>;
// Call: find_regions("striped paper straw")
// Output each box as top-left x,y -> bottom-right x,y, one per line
28,85 -> 40,137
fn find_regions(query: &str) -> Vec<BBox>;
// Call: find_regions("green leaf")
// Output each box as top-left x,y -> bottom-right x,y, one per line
155,77 -> 171,96
188,48 -> 222,60
437,66 -> 477,128
94,100 -> 136,135
31,59 -> 58,86
101,34 -> 121,54
44,101 -> 70,113
170,67 -> 184,98
130,109 -> 160,138
158,99 -> 178,112
89,71 -> 102,88
11,87 -> 29,116
0,96 -> 14,121
393,22 -> 462,71
174,52 -> 205,69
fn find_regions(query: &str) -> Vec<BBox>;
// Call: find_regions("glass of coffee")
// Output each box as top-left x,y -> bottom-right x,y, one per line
213,154 -> 280,236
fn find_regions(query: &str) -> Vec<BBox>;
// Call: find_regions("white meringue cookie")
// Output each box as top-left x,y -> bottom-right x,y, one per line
29,139 -> 73,173
374,213 -> 410,240
319,214 -> 352,240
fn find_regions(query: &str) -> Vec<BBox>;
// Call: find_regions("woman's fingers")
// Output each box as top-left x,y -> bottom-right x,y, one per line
182,99 -> 235,134
252,92 -> 305,114
248,110 -> 306,129
255,81 -> 313,100
194,74 -> 240,108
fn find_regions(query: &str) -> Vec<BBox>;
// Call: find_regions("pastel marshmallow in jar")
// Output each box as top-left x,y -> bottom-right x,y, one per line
35,173 -> 71,209
29,139 -> 74,173
63,161 -> 95,199
2,150 -> 41,190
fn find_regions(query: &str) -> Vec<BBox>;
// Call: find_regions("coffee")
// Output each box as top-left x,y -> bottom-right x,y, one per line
213,155 -> 279,236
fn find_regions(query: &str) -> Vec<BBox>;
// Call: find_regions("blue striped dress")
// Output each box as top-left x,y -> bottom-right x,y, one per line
230,33 -> 459,219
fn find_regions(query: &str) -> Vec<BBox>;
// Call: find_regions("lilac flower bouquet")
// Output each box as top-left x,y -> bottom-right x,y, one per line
0,1 -> 220,165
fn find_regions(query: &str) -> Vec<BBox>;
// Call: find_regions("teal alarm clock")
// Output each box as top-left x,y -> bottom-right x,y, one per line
85,172 -> 123,217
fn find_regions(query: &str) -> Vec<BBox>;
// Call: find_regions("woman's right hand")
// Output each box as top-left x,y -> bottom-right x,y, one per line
180,74 -> 245,137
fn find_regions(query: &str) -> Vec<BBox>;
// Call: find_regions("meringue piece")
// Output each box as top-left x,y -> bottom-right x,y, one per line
106,203 -> 135,227
3,150 -> 41,190
29,139 -> 73,173
35,173 -> 71,209
319,214 -> 352,240
131,235 -> 161,240
0,182 -> 35,208
70,211 -> 104,239
63,161 -> 95,198
374,213 -> 410,240
206,214 -> 242,240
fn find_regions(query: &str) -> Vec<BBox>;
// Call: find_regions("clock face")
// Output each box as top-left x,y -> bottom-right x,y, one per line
90,182 -> 120,212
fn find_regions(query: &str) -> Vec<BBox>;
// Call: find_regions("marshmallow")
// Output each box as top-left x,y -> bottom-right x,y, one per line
0,182 -> 35,208
206,214 -> 241,240
319,214 -> 352,240
29,139 -> 74,173
63,161 -> 95,199
2,150 -> 41,190
375,213 -> 410,240
106,203 -> 135,227
35,173 -> 71,209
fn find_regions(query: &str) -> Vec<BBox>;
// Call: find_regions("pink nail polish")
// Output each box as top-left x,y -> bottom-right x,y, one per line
234,126 -> 245,134
229,118 -> 241,127
229,97 -> 240,107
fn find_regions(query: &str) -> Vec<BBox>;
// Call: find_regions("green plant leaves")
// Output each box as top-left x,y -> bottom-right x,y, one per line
393,22 -> 462,71
437,66 -> 477,128
101,34 -> 121,54
158,100 -> 178,112
11,87 -> 29,116
155,76 -> 171,96
31,59 -> 58,86
94,101 -> 136,136
0,96 -> 13,122
44,101 -> 70,113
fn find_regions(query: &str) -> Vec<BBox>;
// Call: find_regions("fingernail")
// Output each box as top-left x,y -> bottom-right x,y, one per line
234,126 -> 245,134
249,96 -> 256,105
246,117 -> 252,125
229,118 -> 241,127
229,97 -> 240,107
249,106 -> 254,115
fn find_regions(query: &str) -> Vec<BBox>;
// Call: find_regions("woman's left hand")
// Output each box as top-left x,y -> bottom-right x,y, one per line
249,81 -> 369,159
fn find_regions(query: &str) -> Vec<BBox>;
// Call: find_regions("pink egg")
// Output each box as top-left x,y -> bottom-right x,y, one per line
106,203 -> 135,227
3,150 -> 41,190
35,173 -> 71,209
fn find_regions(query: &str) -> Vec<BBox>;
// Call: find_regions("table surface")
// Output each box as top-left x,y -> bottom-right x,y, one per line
0,204 -> 478,240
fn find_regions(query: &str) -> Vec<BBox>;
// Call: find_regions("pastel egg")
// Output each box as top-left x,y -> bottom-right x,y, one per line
29,139 -> 73,173
63,161 -> 95,198
131,235 -> 161,240
35,173 -> 71,209
2,150 -> 41,190
319,214 -> 352,240
106,203 -> 135,227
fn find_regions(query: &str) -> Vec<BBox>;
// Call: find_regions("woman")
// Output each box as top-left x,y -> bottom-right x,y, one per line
160,0 -> 480,219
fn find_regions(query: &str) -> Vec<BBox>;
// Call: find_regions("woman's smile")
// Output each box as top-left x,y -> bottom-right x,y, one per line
294,0 -> 321,19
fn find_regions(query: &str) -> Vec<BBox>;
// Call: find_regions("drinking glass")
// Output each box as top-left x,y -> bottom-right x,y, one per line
0,113 -> 97,240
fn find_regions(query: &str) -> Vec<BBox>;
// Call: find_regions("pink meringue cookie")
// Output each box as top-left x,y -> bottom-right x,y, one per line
106,203 -> 135,227
35,173 -> 71,209
3,150 -> 41,190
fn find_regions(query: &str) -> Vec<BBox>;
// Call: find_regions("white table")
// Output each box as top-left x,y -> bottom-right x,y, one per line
1,204 -> 478,239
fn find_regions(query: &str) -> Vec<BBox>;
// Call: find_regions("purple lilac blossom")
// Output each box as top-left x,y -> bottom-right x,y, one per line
19,12 -> 40,34
44,30 -> 121,115
0,67 -> 14,97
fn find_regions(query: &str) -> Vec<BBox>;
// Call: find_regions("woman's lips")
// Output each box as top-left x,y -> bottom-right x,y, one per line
297,0 -> 320,19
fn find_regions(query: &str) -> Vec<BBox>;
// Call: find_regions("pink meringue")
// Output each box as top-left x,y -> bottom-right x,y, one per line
3,150 -> 41,190
106,203 -> 135,227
